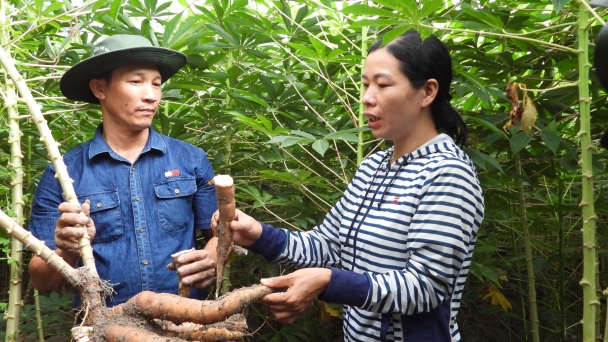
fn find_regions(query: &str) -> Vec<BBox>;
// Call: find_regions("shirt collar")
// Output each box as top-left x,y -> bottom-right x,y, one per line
88,124 -> 167,159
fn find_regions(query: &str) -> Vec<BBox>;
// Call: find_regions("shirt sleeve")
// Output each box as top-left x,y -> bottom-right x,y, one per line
192,148 -> 217,230
29,165 -> 63,250
267,183 -> 352,269
360,160 -> 483,315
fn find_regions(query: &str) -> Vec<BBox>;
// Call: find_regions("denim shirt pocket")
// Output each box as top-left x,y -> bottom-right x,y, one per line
81,190 -> 124,244
154,178 -> 197,232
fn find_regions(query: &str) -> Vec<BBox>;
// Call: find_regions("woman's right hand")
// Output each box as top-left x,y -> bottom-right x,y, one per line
211,209 -> 262,247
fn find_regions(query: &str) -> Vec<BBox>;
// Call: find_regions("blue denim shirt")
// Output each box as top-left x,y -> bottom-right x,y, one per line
29,125 -> 218,307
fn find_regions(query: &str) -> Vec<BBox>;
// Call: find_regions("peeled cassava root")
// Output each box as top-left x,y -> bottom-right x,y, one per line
171,248 -> 196,297
213,174 -> 235,297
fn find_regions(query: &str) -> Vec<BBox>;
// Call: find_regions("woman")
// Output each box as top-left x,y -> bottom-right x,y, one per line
212,29 -> 484,342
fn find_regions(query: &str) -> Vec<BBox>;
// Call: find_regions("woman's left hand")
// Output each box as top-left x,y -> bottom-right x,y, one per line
260,268 -> 332,324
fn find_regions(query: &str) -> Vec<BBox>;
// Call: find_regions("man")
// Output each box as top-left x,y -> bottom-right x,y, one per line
28,35 -> 219,307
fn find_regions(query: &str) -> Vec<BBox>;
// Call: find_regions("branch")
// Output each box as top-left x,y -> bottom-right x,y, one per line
419,24 -> 579,54
0,44 -> 98,276
0,209 -> 78,283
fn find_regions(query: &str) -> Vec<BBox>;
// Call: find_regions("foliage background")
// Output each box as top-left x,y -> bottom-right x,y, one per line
1,0 -> 608,341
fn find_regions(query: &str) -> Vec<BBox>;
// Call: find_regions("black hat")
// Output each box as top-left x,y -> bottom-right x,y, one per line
595,23 -> 608,148
60,34 -> 187,104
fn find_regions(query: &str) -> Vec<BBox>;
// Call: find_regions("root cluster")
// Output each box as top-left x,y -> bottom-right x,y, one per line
75,282 -> 275,342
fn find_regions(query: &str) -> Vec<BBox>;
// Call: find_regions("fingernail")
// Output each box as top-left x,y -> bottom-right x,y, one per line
261,278 -> 269,285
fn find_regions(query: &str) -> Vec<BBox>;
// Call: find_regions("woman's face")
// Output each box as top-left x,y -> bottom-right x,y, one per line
362,48 -> 436,148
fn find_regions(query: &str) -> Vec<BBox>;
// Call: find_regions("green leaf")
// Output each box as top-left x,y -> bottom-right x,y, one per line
109,0 -> 122,21
342,3 -> 403,18
207,23 -> 238,46
286,42 -> 318,59
226,0 -> 247,15
382,26 -> 411,45
294,5 -> 308,24
374,0 -> 417,15
312,140 -> 329,156
280,137 -> 310,148
161,12 -> 183,47
466,149 -> 504,173
224,110 -> 273,135
43,2 -> 65,15
323,127 -> 368,141
309,36 -> 325,54
419,0 -> 443,18
467,116 -> 509,140
552,0 -> 569,13
540,130 -> 561,154
349,19 -> 404,29
290,130 -> 316,139
509,129 -> 535,155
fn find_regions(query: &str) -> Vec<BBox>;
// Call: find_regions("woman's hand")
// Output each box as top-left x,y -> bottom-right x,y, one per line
260,268 -> 332,324
211,209 -> 262,247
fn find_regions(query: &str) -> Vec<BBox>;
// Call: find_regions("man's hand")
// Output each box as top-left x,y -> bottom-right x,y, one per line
211,209 -> 262,247
260,268 -> 332,324
54,201 -> 95,260
166,249 -> 216,289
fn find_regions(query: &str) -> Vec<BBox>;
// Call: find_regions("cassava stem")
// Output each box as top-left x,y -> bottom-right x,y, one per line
0,209 -> 78,283
214,175 -> 235,298
0,45 -> 97,276
171,248 -> 195,297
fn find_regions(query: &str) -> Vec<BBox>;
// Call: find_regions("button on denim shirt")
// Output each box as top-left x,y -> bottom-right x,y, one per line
29,125 -> 218,307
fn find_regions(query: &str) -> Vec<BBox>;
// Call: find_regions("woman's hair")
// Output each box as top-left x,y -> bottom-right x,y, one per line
368,29 -> 468,146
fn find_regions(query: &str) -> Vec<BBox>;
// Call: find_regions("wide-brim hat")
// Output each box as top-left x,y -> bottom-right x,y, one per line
595,22 -> 608,148
60,34 -> 187,104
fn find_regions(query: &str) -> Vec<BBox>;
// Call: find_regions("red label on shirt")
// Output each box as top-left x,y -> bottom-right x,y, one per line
164,169 -> 180,178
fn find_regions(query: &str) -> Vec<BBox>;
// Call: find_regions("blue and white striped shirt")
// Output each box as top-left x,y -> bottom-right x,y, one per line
249,134 -> 484,341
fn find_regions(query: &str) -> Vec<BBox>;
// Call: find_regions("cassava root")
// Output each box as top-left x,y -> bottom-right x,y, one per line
213,175 -> 235,297
171,248 -> 196,297
123,284 -> 275,325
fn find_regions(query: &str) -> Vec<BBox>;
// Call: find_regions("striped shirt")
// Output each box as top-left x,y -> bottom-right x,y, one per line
250,134 -> 484,341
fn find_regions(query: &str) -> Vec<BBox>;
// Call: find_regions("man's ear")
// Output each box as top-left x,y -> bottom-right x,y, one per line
420,79 -> 439,108
89,78 -> 106,101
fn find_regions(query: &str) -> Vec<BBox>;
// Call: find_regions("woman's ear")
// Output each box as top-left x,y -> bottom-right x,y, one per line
420,79 -> 439,108
89,78 -> 106,101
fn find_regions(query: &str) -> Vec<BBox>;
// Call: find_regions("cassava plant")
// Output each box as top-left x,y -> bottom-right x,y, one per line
0,208 -> 275,341
1,0 -> 25,339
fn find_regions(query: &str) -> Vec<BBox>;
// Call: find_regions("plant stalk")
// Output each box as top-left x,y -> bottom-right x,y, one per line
2,0 -> 24,339
0,43 -> 98,277
576,2 -> 599,341
219,49 -> 235,296
34,289 -> 44,342
515,154 -> 540,342
357,24 -> 368,166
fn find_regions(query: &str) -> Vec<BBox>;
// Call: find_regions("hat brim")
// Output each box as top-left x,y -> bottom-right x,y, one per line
60,46 -> 187,104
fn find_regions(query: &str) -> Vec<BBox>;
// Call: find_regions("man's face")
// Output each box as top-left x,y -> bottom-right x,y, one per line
93,63 -> 162,133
